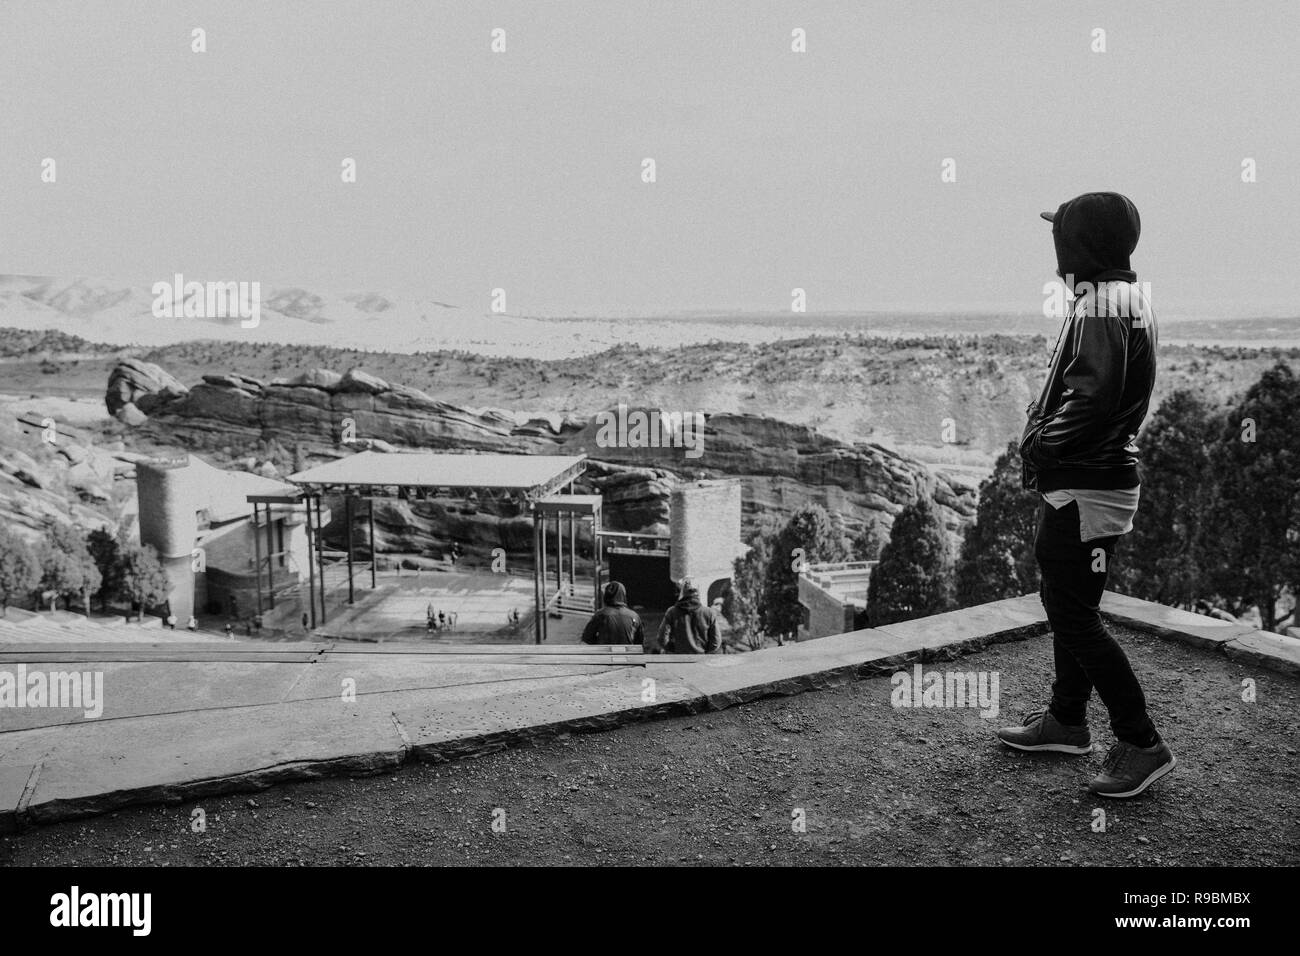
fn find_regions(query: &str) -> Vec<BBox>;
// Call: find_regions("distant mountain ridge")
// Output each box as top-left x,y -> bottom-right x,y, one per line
0,274 -> 474,352
5,274 -> 1297,358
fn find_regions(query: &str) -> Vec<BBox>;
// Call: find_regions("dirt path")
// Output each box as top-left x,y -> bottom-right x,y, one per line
4,625 -> 1296,866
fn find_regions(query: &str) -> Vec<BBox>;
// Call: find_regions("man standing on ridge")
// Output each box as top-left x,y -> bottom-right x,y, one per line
998,191 -> 1176,799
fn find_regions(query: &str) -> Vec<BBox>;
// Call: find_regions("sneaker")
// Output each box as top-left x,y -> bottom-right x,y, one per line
996,709 -> 1093,754
1089,739 -> 1177,798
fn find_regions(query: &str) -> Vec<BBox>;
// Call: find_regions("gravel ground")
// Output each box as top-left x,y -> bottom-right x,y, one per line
3,625 -> 1297,867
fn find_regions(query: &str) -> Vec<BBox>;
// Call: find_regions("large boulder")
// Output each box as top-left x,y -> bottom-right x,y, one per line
0,448 -> 48,489
169,382 -> 262,427
282,368 -> 344,391
338,368 -> 391,394
384,383 -> 441,411
201,372 -> 265,393
67,460 -> 112,502
116,402 -> 149,427
106,358 -> 189,422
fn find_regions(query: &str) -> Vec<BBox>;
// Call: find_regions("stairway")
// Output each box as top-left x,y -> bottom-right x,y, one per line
550,582 -> 596,616
0,610 -> 216,644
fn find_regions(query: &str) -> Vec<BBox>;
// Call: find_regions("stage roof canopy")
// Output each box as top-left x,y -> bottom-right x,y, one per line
534,493 -> 603,516
287,451 -> 586,498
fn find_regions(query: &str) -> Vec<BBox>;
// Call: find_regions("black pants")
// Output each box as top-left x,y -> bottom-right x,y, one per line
1035,499 -> 1157,747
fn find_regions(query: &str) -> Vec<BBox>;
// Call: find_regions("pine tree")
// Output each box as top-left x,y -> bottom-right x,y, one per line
763,505 -> 850,637
724,512 -> 781,650
119,542 -> 172,623
867,494 -> 956,626
848,522 -> 884,561
1205,362 -> 1300,631
955,443 -> 1041,606
0,527 -> 40,616
36,522 -> 102,614
1110,390 -> 1218,609
87,527 -> 124,612
727,540 -> 769,651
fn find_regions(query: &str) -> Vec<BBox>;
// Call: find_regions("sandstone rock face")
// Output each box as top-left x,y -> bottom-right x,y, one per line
280,368 -> 343,391
201,372 -> 264,392
106,358 -> 189,421
338,368 -> 391,394
583,462 -> 673,534
116,403 -> 149,427
0,430 -> 117,539
117,363 -> 977,561
0,447 -> 46,489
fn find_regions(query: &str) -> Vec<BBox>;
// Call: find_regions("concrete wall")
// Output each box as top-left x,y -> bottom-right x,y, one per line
135,460 -> 195,621
136,459 -> 197,559
199,512 -> 311,620
159,553 -> 194,622
202,520 -> 260,577
669,479 -> 742,596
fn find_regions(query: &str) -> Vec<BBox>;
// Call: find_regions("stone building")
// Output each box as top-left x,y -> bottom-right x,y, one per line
135,455 -> 308,623
669,478 -> 747,605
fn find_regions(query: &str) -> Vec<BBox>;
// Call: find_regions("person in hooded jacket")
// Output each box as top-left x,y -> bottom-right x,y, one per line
581,581 -> 645,646
998,191 -> 1176,800
655,577 -> 720,654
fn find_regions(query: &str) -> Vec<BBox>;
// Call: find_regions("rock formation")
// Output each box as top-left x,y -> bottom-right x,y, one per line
109,361 -> 977,560
0,418 -> 123,539
106,358 -> 190,424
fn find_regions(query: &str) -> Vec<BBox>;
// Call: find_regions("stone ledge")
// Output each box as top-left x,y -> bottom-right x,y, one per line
25,751 -> 406,827
45,591 -> 1300,831
0,601 -> 1050,827
667,595 -> 1049,710
874,594 -> 1049,659
0,763 -> 37,835
396,668 -> 708,763
1099,591 -> 1257,650
1223,631 -> 1300,677
15,700 -> 407,826
1099,591 -> 1299,676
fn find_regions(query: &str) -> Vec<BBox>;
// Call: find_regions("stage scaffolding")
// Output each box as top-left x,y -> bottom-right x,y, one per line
248,451 -> 594,641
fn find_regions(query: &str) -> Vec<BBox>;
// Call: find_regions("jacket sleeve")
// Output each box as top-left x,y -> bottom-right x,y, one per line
1017,400 -> 1041,489
581,613 -> 599,645
654,613 -> 671,654
705,610 -> 721,654
633,615 -> 645,646
1024,305 -> 1128,467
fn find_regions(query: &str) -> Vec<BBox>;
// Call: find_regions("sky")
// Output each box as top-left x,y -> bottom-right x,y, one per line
2,0 -> 1297,318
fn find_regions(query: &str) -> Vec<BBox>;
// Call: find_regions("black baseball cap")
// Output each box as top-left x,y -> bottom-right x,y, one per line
1040,192 -> 1140,235
1040,192 -> 1142,281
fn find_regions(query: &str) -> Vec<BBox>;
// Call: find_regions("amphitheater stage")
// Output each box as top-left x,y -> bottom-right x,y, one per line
261,568 -> 602,645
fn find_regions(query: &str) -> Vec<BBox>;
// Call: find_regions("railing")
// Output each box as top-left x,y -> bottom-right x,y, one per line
547,583 -> 596,616
804,560 -> 876,574
599,531 -> 671,554
800,560 -> 877,597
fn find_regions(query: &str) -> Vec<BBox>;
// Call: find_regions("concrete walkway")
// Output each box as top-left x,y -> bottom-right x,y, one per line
1,592 -> 1295,829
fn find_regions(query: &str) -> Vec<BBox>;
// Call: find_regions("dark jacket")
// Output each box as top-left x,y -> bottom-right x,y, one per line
1021,192 -> 1157,492
581,582 -> 644,646
655,587 -> 720,654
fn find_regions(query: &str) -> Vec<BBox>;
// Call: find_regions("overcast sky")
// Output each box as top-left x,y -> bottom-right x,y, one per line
2,0 -> 1296,318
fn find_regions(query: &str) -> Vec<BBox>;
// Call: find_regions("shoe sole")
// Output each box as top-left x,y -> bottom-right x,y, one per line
998,738 -> 1093,755
1093,754 -> 1178,799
